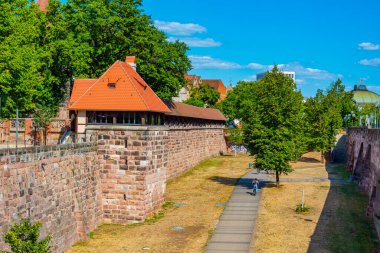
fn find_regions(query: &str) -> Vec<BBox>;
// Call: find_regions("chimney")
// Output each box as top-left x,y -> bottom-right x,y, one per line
37,0 -> 49,12
126,56 -> 136,71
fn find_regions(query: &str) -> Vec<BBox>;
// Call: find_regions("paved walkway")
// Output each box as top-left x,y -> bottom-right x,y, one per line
204,170 -> 266,253
205,163 -> 349,253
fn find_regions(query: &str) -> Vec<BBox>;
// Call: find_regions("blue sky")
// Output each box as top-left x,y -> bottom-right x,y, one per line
143,0 -> 380,97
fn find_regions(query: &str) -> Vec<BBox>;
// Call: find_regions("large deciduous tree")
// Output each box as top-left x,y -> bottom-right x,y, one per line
62,0 -> 191,100
243,67 -> 304,186
304,79 -> 355,160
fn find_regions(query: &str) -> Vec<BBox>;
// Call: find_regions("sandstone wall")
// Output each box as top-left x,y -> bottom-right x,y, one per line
347,127 -> 380,238
86,125 -> 168,224
167,124 -> 226,180
0,143 -> 102,253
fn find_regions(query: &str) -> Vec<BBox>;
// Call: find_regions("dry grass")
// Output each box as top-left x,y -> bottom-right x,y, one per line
251,152 -> 379,253
69,155 -> 252,253
251,181 -> 331,253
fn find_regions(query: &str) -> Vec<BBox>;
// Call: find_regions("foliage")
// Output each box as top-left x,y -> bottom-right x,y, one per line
295,203 -> 310,213
243,66 -> 304,185
33,105 -> 54,145
304,80 -> 354,154
33,106 -> 54,130
226,127 -> 244,145
0,1 -> 59,118
0,0 -> 191,118
3,219 -> 51,253
187,83 -> 220,107
62,0 -> 191,100
183,98 -> 205,107
217,81 -> 257,120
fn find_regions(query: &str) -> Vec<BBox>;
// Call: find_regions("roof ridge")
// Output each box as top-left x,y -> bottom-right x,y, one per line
118,61 -> 150,111
70,63 -> 116,108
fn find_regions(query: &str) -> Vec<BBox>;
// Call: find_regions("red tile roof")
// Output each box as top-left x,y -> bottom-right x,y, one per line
165,101 -> 226,121
68,60 -> 171,113
37,0 -> 48,11
202,79 -> 227,100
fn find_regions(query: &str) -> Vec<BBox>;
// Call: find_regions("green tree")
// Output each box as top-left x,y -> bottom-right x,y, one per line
2,219 -> 51,253
0,1 -> 57,118
183,97 -> 205,107
62,0 -> 191,100
243,66 -> 304,186
33,105 -> 54,146
185,83 -> 220,107
217,81 -> 257,120
304,79 -> 354,159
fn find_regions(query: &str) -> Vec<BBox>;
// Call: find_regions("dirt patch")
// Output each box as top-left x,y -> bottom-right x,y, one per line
69,155 -> 252,253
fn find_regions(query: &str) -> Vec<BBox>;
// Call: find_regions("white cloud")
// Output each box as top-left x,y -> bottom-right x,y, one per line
367,85 -> 380,91
296,79 -> 305,84
154,20 -> 206,36
189,55 -> 242,69
247,62 -> 266,69
358,42 -> 380,51
168,37 -> 221,47
359,58 -> 380,66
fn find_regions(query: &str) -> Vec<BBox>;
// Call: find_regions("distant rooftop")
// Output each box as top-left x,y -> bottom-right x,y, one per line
352,85 -> 380,105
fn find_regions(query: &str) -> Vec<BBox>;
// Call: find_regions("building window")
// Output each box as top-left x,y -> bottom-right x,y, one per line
87,111 -> 163,125
108,83 -> 116,89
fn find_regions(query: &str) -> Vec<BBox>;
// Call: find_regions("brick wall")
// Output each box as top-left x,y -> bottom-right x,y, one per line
0,143 -> 102,253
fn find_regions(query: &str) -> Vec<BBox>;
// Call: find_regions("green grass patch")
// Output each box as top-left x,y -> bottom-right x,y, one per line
295,203 -> 310,213
327,184 -> 379,253
329,165 -> 351,180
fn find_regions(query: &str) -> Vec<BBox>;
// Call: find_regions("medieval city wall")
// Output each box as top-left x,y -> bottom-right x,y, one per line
0,143 -> 102,253
0,121 -> 227,252
347,127 -> 380,237
86,125 -> 168,224
166,123 -> 226,179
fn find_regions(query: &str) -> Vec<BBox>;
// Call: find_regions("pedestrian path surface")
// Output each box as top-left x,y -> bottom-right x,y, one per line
204,170 -> 266,253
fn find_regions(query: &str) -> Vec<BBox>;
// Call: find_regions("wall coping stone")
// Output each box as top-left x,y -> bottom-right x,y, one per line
86,125 -> 169,131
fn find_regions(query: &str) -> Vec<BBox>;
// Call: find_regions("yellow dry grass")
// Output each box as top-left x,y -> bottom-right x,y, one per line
251,152 -> 330,252
69,155 -> 252,253
250,182 -> 330,253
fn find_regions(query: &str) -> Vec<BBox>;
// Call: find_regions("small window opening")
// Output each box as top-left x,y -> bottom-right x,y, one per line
108,83 -> 116,89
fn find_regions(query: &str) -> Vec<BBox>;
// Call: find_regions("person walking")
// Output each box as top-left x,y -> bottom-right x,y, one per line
252,178 -> 259,195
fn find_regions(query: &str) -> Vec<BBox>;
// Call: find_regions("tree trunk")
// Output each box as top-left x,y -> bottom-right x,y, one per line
276,170 -> 280,187
321,151 -> 325,163
44,128 -> 47,146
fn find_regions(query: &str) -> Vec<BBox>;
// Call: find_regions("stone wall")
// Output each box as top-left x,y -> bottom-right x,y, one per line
0,143 -> 102,253
86,125 -> 168,224
0,120 -> 227,252
347,127 -> 380,238
167,124 -> 226,179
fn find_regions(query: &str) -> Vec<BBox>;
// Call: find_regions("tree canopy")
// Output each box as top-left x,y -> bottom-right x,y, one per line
0,0 -> 191,117
243,67 -> 304,185
184,83 -> 220,107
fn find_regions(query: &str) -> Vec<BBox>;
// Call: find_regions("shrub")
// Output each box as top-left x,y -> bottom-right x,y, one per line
2,219 -> 51,253
295,203 -> 310,213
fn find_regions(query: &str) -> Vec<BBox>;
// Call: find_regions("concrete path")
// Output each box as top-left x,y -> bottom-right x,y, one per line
204,170 -> 266,253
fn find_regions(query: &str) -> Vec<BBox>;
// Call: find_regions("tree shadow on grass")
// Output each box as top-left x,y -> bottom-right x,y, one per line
307,161 -> 379,253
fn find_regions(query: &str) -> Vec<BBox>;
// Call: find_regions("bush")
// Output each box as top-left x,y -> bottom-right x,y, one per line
2,219 -> 51,253
295,203 -> 310,213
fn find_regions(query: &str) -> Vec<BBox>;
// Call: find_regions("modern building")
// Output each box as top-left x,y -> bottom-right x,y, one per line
256,70 -> 296,82
352,84 -> 380,105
